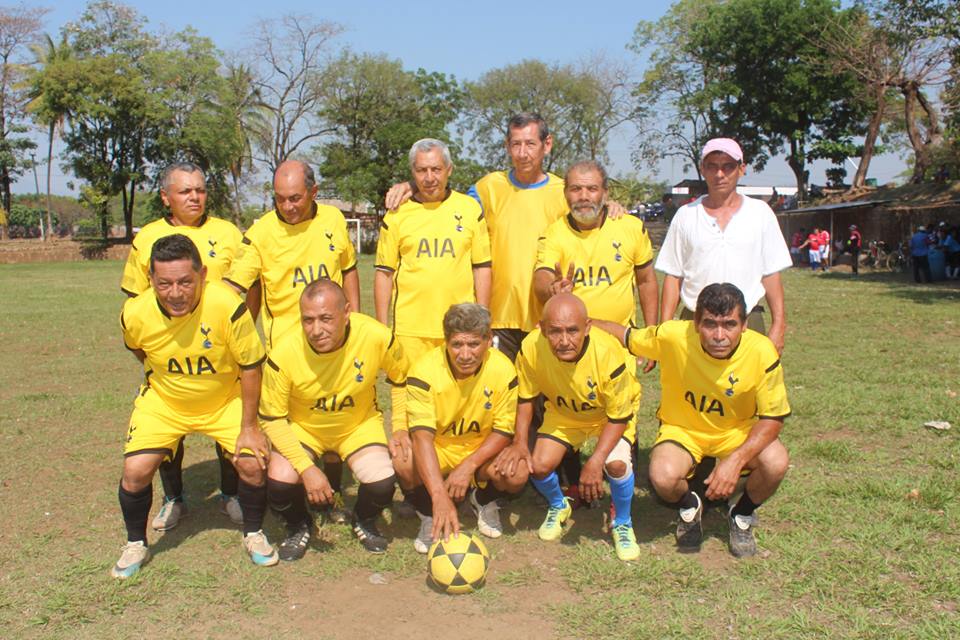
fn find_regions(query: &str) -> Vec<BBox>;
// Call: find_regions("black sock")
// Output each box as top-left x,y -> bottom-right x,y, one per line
560,449 -> 582,486
405,485 -> 433,517
118,482 -> 152,543
158,438 -> 185,500
238,479 -> 268,535
674,491 -> 699,511
474,482 -> 503,506
355,475 -> 396,521
216,443 -> 239,496
267,478 -> 309,530
324,457 -> 343,494
731,490 -> 761,518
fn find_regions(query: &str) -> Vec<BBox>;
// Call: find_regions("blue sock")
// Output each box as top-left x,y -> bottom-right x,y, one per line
608,471 -> 635,527
531,471 -> 566,509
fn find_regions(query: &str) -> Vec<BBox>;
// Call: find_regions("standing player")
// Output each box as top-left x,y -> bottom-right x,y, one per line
259,280 -> 408,557
818,226 -> 831,271
396,304 -> 527,552
593,283 -> 790,557
113,234 -> 276,578
226,160 -> 359,521
120,162 -> 245,533
495,294 -> 642,561
374,138 -> 491,439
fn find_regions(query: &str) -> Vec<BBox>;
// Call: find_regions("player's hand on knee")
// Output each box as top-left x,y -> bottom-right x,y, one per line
388,430 -> 412,462
444,466 -> 472,502
704,458 -> 740,501
302,466 -> 334,506
432,497 -> 460,542
579,459 -> 604,503
494,443 -> 533,477
234,429 -> 270,470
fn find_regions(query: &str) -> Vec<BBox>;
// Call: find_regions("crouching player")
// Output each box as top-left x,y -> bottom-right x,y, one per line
496,293 -> 642,561
594,283 -> 790,557
393,304 -> 527,552
114,234 -> 275,578
258,280 -> 408,559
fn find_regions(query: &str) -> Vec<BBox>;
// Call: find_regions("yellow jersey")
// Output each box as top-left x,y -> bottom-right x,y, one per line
536,213 -> 654,326
120,281 -> 265,416
407,346 -> 517,459
375,190 -> 490,339
225,204 -> 357,350
120,215 -> 243,296
517,328 -> 639,428
258,313 -> 407,471
472,171 -> 567,332
625,321 -> 790,433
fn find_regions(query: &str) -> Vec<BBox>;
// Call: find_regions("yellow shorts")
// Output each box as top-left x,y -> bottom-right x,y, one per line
395,335 -> 445,369
292,414 -> 388,461
538,413 -> 637,451
654,423 -> 749,465
124,387 -> 242,458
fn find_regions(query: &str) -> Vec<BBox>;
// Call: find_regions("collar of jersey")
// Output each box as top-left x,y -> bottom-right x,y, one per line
276,202 -> 317,226
306,321 -> 351,356
412,189 -> 452,205
507,170 -> 549,190
155,292 -> 201,320
164,213 -> 208,228
566,211 -> 607,233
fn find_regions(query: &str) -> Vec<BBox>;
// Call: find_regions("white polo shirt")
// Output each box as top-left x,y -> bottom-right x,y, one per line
655,195 -> 792,312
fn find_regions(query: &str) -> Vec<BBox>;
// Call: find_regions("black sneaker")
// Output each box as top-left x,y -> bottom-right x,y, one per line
676,492 -> 703,552
352,515 -> 388,554
278,520 -> 312,562
728,511 -> 757,558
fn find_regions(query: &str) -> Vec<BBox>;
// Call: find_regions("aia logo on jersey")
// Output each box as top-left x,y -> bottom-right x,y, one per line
208,239 -> 217,258
585,376 -> 597,401
612,241 -> 623,262
353,358 -> 364,382
483,386 -> 493,410
200,323 -> 213,348
725,373 -> 739,397
454,213 -> 463,232
325,231 -> 335,251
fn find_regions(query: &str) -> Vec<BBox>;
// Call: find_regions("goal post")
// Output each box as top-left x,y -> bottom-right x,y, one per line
345,217 -> 362,255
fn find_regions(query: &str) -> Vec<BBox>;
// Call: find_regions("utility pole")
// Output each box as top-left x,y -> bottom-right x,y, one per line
31,153 -> 44,241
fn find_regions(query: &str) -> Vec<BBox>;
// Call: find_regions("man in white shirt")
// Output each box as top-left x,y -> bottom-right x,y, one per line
656,138 -> 792,353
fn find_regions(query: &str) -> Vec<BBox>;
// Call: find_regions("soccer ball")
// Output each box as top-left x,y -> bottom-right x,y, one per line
427,533 -> 490,594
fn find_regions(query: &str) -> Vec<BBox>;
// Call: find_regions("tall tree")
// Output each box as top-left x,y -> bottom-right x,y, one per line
245,14 -> 342,172
0,4 -> 47,238
220,63 -> 266,224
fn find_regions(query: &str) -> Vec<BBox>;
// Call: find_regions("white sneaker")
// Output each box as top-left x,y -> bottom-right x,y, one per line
469,490 -> 502,538
242,530 -> 279,566
218,494 -> 243,526
151,498 -> 186,531
111,541 -> 150,579
414,512 -> 433,554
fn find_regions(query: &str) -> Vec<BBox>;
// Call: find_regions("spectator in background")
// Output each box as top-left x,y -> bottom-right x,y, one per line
799,227 -> 822,271
847,225 -> 862,276
910,225 -> 934,283
818,227 -> 831,271
663,193 -> 677,224
939,224 -> 960,280
790,227 -> 806,267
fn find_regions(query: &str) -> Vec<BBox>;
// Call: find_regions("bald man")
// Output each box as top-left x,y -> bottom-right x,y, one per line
494,294 -> 643,561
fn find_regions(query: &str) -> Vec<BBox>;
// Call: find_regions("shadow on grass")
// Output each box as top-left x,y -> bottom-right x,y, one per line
819,270 -> 960,304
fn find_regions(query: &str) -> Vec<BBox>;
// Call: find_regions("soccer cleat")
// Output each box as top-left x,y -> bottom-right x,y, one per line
151,497 -> 186,531
242,530 -> 279,566
278,520 -> 313,562
469,489 -> 503,539
728,511 -> 758,558
676,492 -> 703,551
394,498 -> 417,519
414,512 -> 433,554
352,515 -> 388,554
320,491 -> 350,525
538,497 -> 573,541
218,493 -> 243,526
111,541 -> 150,579
611,523 -> 641,561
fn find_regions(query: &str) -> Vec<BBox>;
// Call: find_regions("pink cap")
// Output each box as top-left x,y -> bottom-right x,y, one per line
701,138 -> 743,163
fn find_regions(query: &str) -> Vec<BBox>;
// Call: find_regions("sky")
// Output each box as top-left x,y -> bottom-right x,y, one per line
14,0 -> 908,198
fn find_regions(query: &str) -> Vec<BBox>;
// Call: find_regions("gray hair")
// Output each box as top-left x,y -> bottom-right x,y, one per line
160,162 -> 205,192
278,159 -> 316,190
507,112 -> 549,142
443,303 -> 491,340
565,159 -> 609,189
408,138 -> 452,170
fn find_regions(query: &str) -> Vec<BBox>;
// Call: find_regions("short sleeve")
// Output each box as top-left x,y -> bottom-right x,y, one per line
535,228 -> 562,273
375,214 -> 400,271
492,373 -> 519,436
406,376 -> 437,432
625,325 -> 662,361
383,333 -> 409,386
632,221 -> 654,267
120,244 -> 149,296
228,302 -> 266,369
120,300 -> 139,350
601,355 -> 636,423
259,357 -> 291,421
760,209 -> 793,275
339,219 -> 357,272
757,356 -> 791,419
516,347 -> 540,401
471,214 -> 492,267
654,213 -> 685,277
225,235 -> 263,291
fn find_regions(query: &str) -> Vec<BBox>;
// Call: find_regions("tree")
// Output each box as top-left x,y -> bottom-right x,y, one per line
684,0 -> 865,196
464,58 -> 635,172
220,63 -> 266,224
315,52 -> 464,209
0,4 -> 47,239
245,14 -> 342,172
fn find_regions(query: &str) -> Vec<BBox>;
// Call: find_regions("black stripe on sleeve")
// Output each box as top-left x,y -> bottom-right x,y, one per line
224,278 -> 247,294
120,287 -> 138,298
242,236 -> 251,245
388,333 -> 396,349
765,359 -> 781,373
258,412 -> 286,421
758,412 -> 790,421
610,363 -> 626,379
409,425 -> 436,434
342,263 -> 357,274
636,258 -> 653,270
608,413 -> 633,424
477,212 -> 485,221
240,354 -> 266,370
535,265 -> 557,275
374,264 -> 395,273
406,377 -> 431,391
507,377 -> 518,390
472,260 -> 492,269
379,220 -> 389,230
120,311 -> 128,330
518,396 -> 537,403
385,378 -> 406,387
231,303 -> 248,323
266,357 -> 280,372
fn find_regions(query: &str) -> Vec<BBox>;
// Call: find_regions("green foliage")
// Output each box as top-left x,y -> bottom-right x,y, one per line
607,173 -> 667,207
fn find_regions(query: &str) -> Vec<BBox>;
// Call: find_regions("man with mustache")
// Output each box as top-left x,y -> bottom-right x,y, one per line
593,283 -> 791,557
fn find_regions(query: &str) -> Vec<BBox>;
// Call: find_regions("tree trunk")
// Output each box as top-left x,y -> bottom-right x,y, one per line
124,181 -> 136,241
854,85 -> 887,188
901,81 -> 942,184
45,123 -> 55,241
786,136 -> 807,202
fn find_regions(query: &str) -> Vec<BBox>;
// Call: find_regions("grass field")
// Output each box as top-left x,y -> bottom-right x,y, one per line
0,257 -> 958,639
